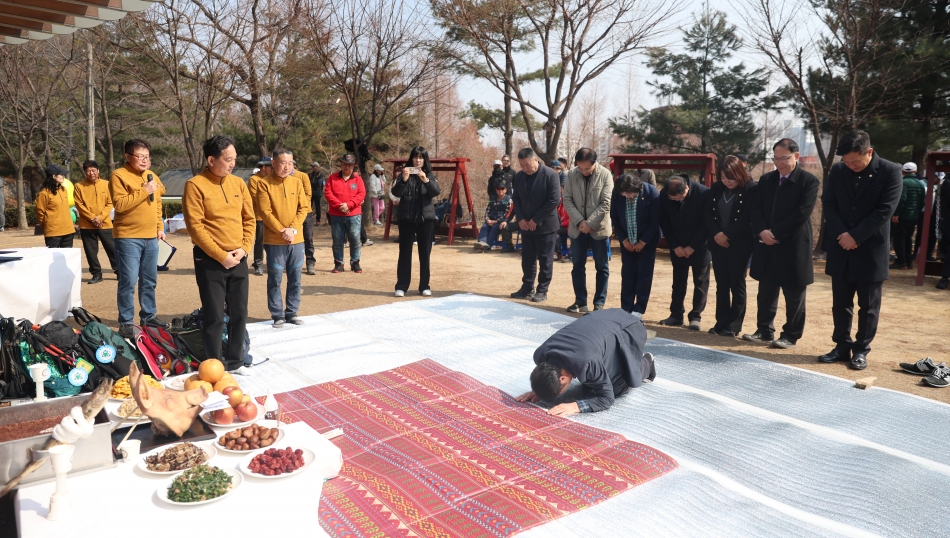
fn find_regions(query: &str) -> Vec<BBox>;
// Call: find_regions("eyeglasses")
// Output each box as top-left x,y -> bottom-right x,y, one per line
771,155 -> 794,163
126,152 -> 150,161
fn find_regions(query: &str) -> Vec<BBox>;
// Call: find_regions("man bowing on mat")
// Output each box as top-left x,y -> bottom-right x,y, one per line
516,309 -> 656,415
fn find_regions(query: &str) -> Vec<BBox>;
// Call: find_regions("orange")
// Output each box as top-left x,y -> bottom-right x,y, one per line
198,359 -> 225,384
213,377 -> 239,393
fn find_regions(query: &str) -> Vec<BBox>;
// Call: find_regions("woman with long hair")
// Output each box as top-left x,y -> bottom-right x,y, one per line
35,165 -> 75,248
390,146 -> 441,297
704,155 -> 757,336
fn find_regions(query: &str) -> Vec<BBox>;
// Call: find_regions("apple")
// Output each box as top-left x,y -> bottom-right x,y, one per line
241,395 -> 251,405
234,402 -> 257,422
222,386 -> 239,396
227,388 -> 244,407
212,407 -> 235,425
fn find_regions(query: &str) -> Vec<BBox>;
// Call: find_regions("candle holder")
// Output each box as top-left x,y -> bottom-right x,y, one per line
28,363 -> 50,402
45,444 -> 75,521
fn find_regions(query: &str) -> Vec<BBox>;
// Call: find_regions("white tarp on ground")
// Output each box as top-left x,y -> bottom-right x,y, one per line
237,294 -> 950,538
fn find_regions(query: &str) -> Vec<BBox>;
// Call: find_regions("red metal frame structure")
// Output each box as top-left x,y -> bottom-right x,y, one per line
915,151 -> 950,286
608,154 -> 718,187
382,157 -> 477,246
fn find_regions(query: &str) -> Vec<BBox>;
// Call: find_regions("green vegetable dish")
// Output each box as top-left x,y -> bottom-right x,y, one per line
167,464 -> 233,502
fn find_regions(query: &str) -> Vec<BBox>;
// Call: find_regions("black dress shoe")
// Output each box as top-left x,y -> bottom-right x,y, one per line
658,316 -> 683,326
88,275 -> 103,284
742,330 -> 774,343
850,353 -> 868,370
708,328 -> 736,337
530,293 -> 548,303
818,348 -> 850,363
937,278 -> 949,290
510,288 -> 535,299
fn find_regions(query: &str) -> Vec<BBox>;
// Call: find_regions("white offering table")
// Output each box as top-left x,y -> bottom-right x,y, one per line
0,247 -> 82,324
16,422 -> 339,538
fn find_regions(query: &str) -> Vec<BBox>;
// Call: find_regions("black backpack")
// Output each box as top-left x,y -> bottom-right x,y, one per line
77,322 -> 142,379
0,315 -> 30,398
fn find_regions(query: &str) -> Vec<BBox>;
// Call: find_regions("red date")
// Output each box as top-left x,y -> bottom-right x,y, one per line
248,447 -> 305,476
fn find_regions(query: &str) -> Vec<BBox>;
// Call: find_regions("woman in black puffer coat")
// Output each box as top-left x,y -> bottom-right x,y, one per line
391,146 -> 441,297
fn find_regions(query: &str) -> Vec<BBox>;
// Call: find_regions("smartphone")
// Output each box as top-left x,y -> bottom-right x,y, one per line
405,166 -> 420,175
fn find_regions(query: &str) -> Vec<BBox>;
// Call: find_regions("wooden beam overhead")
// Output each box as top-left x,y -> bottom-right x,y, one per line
0,0 -> 156,44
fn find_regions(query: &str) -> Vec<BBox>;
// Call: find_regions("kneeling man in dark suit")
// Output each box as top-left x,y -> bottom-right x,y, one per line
516,309 -> 656,415
819,130 -> 902,370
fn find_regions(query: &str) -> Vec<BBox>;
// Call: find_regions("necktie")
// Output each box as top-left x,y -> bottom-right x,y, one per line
779,175 -> 788,187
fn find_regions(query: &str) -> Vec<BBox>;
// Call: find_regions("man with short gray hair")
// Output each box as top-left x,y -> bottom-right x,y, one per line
510,148 -> 561,302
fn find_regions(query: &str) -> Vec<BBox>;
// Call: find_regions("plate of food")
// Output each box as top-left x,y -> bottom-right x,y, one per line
216,422 -> 284,453
110,374 -> 162,401
238,446 -> 314,479
139,442 -> 217,475
109,399 -> 150,424
200,401 -> 264,429
161,373 -> 192,391
156,464 -> 242,506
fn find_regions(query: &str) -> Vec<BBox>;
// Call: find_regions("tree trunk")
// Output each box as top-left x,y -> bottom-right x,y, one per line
503,55 -> 513,157
248,96 -> 267,157
15,163 -> 27,230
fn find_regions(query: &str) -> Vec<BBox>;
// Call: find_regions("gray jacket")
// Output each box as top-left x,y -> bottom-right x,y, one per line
564,163 -> 613,239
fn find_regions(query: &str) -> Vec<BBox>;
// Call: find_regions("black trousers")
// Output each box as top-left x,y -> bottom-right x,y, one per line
914,209 -> 936,258
669,249 -> 711,321
520,232 -> 556,293
620,246 -> 657,315
711,247 -> 751,332
756,278 -> 807,341
193,246 -> 249,371
312,196 -> 322,223
831,277 -> 882,355
943,242 -> 950,279
253,220 -> 264,268
44,234 -> 74,248
79,228 -> 116,277
893,220 -> 915,266
396,219 -> 435,292
303,212 -> 316,265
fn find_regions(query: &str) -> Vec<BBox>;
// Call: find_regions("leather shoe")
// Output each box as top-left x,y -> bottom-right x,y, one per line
87,275 -> 103,284
708,328 -> 736,337
530,293 -> 548,303
658,316 -> 683,326
937,278 -> 949,290
849,353 -> 868,370
510,288 -> 535,299
818,348 -> 849,363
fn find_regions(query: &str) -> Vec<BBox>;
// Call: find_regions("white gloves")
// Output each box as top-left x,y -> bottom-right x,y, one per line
51,406 -> 95,444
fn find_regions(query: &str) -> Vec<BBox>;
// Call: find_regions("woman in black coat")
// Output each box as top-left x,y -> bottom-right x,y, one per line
704,155 -> 757,336
390,146 -> 441,297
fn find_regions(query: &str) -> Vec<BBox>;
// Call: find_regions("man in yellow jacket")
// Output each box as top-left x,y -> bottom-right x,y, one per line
74,160 -> 116,284
257,149 -> 308,327
182,135 -> 255,371
109,139 -> 167,338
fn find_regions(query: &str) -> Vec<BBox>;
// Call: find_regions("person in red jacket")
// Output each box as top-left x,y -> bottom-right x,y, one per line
555,185 -> 571,261
324,154 -> 367,273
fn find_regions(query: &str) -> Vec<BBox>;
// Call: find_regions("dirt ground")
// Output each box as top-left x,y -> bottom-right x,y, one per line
3,224 -> 949,404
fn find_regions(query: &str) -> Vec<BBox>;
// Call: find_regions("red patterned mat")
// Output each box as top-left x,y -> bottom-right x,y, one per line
276,359 -> 678,537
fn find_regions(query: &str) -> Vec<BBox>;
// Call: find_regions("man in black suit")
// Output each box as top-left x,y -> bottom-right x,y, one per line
510,147 -> 561,303
659,175 -> 710,330
743,138 -> 820,349
819,130 -> 902,370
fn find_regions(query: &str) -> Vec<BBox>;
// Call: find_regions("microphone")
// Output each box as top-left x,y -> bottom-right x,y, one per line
147,174 -> 154,202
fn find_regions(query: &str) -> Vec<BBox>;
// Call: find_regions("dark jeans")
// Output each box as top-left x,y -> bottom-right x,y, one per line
669,249 -> 711,321
620,246 -> 657,315
520,232 -> 556,293
44,234 -> 74,248
330,215 -> 362,264
756,278 -> 807,341
711,247 -> 751,332
396,219 -> 435,292
478,222 -> 506,246
264,243 -> 304,320
831,277 -> 882,355
893,220 -> 915,266
253,220 -> 264,268
80,228 -> 116,277
193,246 -> 249,370
557,227 -> 569,253
303,212 -> 316,265
114,237 -> 158,325
570,233 -> 610,306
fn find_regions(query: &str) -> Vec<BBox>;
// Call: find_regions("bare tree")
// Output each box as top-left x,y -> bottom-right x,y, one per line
433,0 -> 679,162
0,40 -> 78,229
740,0 -> 911,181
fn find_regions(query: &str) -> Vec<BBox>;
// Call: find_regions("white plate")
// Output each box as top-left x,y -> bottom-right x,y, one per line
109,409 -> 151,425
139,443 -> 217,475
238,446 -> 315,479
162,373 -> 192,391
156,466 -> 242,506
200,402 -> 264,429
215,422 -> 285,454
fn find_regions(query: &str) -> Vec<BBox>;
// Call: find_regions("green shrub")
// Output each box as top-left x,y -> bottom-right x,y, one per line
163,201 -> 183,217
3,205 -> 37,227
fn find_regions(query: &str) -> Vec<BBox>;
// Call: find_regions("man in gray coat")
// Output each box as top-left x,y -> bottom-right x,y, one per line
563,148 -> 612,313
516,309 -> 656,415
